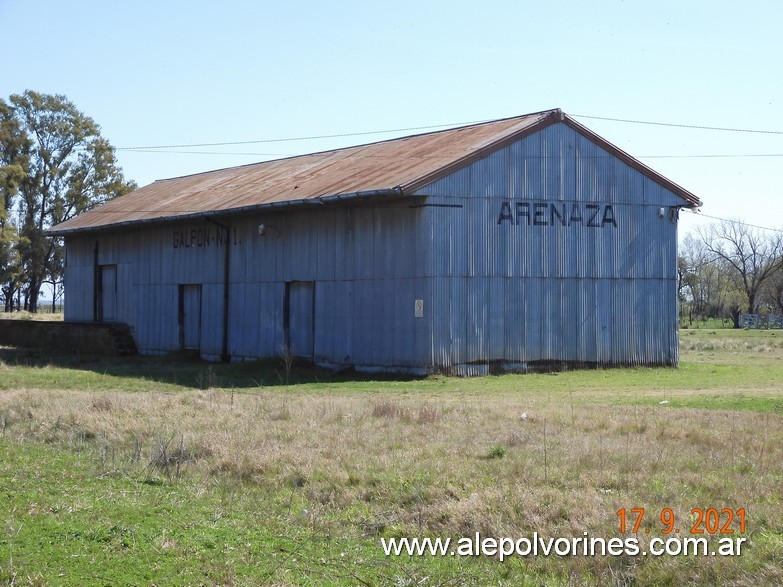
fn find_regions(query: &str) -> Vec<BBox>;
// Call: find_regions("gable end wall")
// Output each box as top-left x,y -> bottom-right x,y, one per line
413,122 -> 682,371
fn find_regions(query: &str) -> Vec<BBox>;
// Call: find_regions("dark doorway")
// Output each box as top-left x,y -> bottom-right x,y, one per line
97,264 -> 117,322
179,284 -> 202,350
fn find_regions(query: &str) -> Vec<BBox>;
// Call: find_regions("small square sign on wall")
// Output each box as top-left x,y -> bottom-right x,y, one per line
415,299 -> 424,318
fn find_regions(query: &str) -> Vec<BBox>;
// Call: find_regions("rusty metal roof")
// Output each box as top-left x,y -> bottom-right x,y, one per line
50,109 -> 701,235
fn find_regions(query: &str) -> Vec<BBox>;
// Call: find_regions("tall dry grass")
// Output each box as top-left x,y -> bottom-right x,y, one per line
0,310 -> 64,321
1,386 -> 779,538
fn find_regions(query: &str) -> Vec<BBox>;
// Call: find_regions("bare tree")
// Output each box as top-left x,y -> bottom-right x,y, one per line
762,261 -> 783,314
698,220 -> 783,319
679,233 -> 730,323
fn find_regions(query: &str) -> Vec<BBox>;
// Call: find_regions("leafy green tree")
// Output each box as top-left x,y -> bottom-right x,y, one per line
1,90 -> 136,312
0,100 -> 29,310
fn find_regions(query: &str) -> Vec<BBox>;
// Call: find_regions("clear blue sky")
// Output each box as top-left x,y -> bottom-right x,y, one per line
3,0 -> 782,238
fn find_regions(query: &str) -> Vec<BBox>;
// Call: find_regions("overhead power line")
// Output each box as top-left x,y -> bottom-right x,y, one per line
641,153 -> 783,159
122,149 -> 292,157
115,120 -> 490,151
122,149 -> 783,159
684,210 -> 783,233
115,113 -> 783,153
570,114 -> 783,136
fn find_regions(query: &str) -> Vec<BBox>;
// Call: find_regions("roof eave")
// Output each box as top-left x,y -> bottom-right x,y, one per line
47,187 -> 406,237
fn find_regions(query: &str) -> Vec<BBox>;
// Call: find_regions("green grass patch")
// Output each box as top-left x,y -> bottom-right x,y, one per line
1,328 -> 782,585
0,441 -> 566,586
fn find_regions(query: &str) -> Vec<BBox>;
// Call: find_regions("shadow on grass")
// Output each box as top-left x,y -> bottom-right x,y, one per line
0,346 -> 423,390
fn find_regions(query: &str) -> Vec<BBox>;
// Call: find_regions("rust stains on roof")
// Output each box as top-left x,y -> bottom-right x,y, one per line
50,109 -> 701,235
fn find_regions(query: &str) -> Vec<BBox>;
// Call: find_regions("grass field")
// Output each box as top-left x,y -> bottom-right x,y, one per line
1,329 -> 782,586
0,310 -> 64,321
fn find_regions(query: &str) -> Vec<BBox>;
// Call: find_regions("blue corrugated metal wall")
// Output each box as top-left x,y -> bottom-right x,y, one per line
64,201 -> 434,371
415,122 -> 681,371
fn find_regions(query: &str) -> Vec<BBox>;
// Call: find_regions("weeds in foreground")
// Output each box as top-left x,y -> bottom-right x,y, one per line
280,344 -> 295,384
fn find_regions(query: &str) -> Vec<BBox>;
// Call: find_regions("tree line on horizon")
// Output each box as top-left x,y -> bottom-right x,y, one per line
0,90 -> 136,313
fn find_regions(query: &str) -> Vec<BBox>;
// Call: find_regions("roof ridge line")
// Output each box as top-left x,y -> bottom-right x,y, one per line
153,110 -> 563,183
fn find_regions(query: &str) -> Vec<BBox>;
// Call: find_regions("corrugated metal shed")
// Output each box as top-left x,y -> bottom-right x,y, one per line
53,109 -> 701,374
50,109 -> 700,235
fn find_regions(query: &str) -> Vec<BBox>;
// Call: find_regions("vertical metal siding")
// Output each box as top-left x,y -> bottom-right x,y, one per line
63,265 -> 92,321
225,204 -> 431,368
418,121 -> 682,370
63,238 -> 94,321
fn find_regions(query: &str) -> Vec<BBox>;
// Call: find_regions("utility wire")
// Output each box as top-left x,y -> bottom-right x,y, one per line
683,210 -> 783,233
116,120 -> 490,151
640,153 -> 783,159
122,149 -> 293,156
570,114 -> 783,136
115,113 -> 783,152
122,149 -> 783,159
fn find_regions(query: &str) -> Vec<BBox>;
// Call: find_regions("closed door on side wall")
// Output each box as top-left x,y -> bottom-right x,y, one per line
285,281 -> 314,359
98,264 -> 117,322
179,284 -> 202,350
